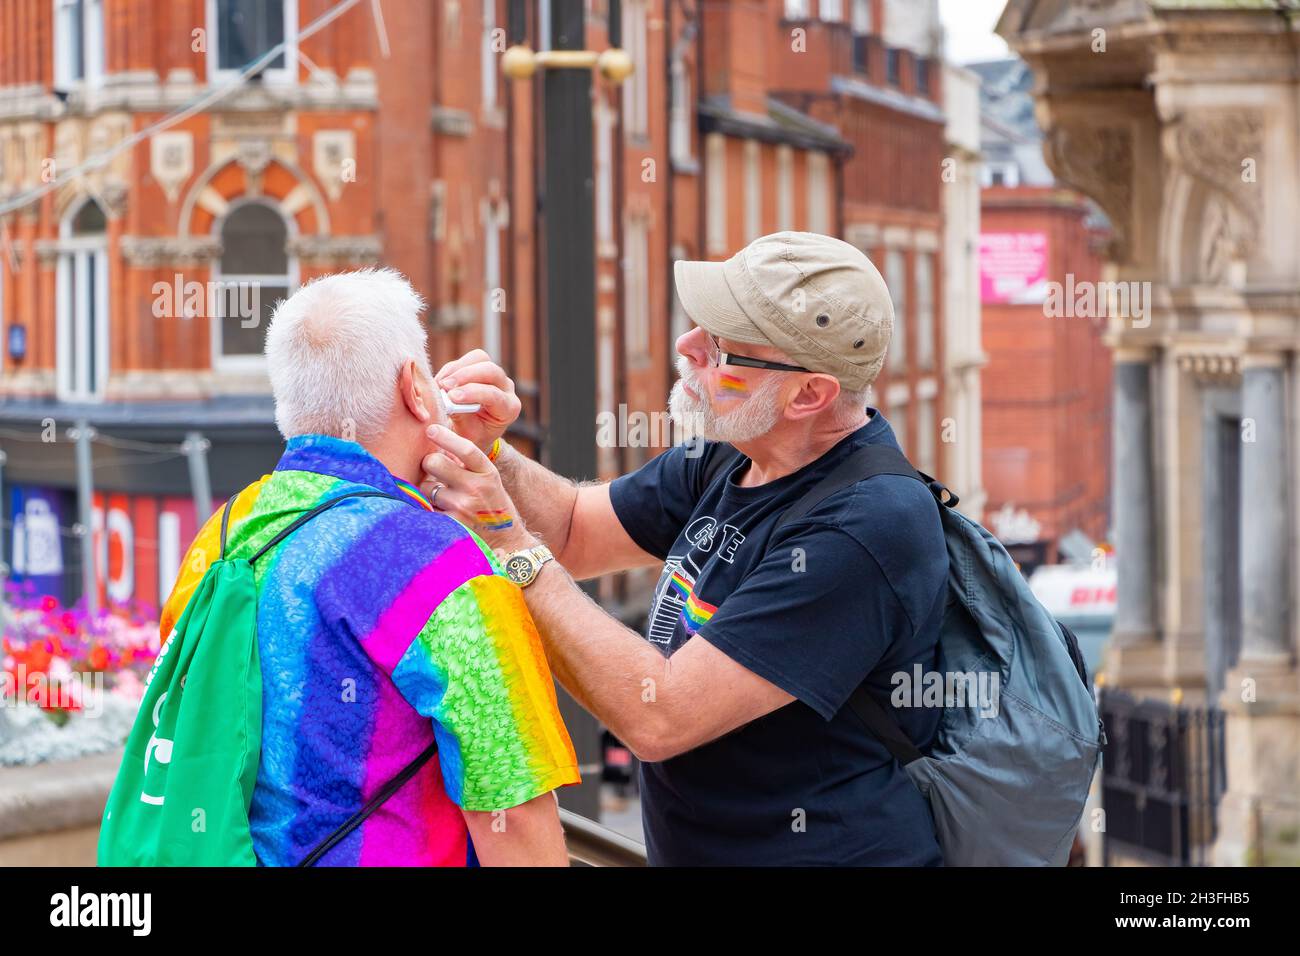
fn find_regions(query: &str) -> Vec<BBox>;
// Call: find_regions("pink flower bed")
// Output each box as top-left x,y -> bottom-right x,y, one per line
2,582 -> 160,725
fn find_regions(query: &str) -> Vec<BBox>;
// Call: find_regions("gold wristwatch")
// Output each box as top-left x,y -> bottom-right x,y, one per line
503,544 -> 554,587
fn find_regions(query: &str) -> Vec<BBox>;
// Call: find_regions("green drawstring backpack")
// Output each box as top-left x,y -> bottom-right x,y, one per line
99,490 -> 436,867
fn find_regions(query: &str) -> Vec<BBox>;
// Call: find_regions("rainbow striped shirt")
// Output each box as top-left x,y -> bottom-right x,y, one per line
160,435 -> 579,866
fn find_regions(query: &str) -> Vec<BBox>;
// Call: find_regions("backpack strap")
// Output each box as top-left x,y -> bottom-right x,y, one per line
219,492 -> 239,559
298,739 -> 440,867
775,444 -> 918,533
249,490 -> 401,565
774,443 -> 957,535
847,684 -> 925,766
698,441 -> 960,520
769,441 -> 957,765
1055,619 -> 1091,689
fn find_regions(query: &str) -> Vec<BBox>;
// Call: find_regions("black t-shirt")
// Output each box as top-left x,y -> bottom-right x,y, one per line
608,410 -> 948,865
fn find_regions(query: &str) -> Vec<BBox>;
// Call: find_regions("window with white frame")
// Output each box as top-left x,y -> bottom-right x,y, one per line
808,151 -> 831,234
53,0 -> 105,91
0,251 -> 6,378
481,0 -> 498,111
483,207 -> 503,360
982,161 -> 1020,188
885,248 -> 907,370
706,133 -> 728,255
744,140 -> 761,242
596,97 -> 614,251
916,252 -> 934,370
917,396 -> 936,475
623,214 -> 650,362
777,145 -> 794,231
890,402 -> 908,456
670,245 -> 691,343
784,0 -> 811,19
820,0 -> 844,22
670,57 -> 693,166
623,0 -> 649,139
207,0 -> 297,83
597,307 -> 614,443
916,56 -> 931,95
56,199 -> 109,401
537,0 -> 551,50
213,202 -> 292,369
852,0 -> 872,33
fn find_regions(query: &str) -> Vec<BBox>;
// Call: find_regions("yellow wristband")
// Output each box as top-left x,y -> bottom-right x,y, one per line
487,437 -> 503,462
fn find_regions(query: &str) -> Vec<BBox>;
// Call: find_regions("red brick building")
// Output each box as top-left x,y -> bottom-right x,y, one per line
0,0 -> 401,607
0,0 -> 954,604
666,0 -> 950,476
974,58 -> 1112,569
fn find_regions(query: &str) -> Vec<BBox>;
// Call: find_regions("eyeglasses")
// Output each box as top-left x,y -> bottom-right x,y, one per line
703,331 -> 811,373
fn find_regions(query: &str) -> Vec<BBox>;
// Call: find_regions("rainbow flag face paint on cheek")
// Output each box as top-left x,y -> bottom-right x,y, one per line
716,373 -> 749,399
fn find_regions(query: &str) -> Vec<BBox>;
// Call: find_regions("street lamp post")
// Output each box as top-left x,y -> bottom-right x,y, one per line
504,0 -> 633,822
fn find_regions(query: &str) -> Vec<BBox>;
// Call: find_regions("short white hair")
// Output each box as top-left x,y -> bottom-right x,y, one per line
832,385 -> 871,427
265,268 -> 432,442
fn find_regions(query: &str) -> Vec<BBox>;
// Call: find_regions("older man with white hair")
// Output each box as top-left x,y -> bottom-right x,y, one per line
422,232 -> 949,866
159,268 -> 579,866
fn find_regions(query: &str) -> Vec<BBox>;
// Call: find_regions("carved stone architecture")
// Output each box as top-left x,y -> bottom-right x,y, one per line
1000,0 -> 1300,865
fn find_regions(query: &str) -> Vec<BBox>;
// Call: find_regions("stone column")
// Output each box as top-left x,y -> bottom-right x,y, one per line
1214,352 -> 1300,866
1239,354 -> 1292,664
1111,348 -> 1158,645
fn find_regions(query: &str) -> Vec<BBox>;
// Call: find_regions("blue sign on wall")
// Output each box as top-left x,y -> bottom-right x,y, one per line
7,323 -> 26,362
8,485 -> 71,603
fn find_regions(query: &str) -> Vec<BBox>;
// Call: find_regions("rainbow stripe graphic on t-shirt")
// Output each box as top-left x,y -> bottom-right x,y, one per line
682,590 -> 718,634
661,567 -> 717,635
667,569 -> 693,600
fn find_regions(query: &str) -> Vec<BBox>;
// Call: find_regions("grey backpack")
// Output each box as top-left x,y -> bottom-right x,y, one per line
706,442 -> 1106,866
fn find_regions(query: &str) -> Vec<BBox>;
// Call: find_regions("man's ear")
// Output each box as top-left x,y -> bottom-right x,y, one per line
784,374 -> 841,421
399,360 -> 433,424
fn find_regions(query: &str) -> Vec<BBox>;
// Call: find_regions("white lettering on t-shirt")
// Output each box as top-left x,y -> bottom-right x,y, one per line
716,524 -> 745,564
684,516 -> 717,551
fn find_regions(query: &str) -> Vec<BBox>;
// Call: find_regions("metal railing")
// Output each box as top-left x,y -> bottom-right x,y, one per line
560,808 -> 647,867
1098,688 -> 1227,866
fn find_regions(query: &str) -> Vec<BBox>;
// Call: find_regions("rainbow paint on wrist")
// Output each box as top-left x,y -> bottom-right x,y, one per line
487,437 -> 503,462
475,509 -> 514,531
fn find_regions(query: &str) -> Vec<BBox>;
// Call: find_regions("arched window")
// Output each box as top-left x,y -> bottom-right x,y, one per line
213,201 -> 292,368
56,198 -> 109,401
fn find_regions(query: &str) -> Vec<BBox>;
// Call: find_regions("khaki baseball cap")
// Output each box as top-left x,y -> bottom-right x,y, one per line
673,231 -> 893,391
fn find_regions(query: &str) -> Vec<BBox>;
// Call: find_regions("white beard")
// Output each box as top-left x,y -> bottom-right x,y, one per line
668,356 -> 784,444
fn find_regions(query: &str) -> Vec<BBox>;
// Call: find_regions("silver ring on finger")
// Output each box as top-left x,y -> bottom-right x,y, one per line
430,484 -> 444,510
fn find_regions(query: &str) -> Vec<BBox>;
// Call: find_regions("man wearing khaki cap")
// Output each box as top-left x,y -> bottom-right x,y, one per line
420,231 -> 948,866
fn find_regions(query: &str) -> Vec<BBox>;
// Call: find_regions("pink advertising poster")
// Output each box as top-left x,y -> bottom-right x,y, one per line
979,232 -> 1049,304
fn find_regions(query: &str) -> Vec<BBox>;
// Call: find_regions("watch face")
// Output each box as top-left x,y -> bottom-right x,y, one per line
505,554 -> 534,584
